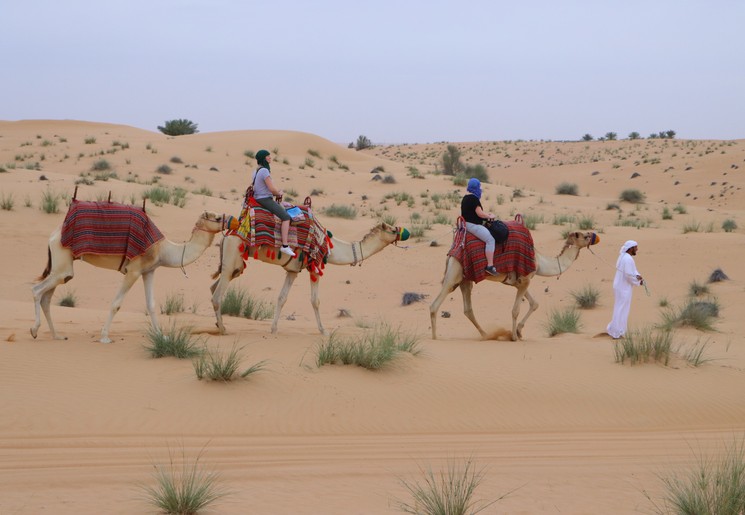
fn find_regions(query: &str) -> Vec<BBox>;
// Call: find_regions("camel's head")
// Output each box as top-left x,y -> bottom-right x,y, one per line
567,231 -> 600,248
378,222 -> 410,243
196,211 -> 225,233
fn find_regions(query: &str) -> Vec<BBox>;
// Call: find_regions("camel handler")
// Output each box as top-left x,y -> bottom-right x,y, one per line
606,240 -> 644,339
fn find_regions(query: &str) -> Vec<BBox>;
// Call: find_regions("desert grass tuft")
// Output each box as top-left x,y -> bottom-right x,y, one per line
395,457 -> 504,515
555,182 -> 579,195
323,203 -> 358,219
682,219 -> 702,234
679,339 -> 712,367
647,439 -> 745,515
316,323 -> 420,370
241,295 -> 274,320
613,327 -> 673,365
41,189 -> 60,214
570,284 -> 600,309
144,323 -> 203,359
688,279 -> 710,297
544,308 -> 581,336
0,191 -> 15,211
221,286 -> 273,320
58,290 -> 77,307
660,298 -> 720,332
193,343 -> 268,381
620,189 -> 645,204
140,445 -> 228,515
160,293 -> 185,315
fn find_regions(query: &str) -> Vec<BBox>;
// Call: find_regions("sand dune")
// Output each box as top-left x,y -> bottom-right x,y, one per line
1,120 -> 744,513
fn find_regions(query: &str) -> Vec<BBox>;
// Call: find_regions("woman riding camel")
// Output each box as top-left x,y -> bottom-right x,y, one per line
251,149 -> 296,257
461,177 -> 497,276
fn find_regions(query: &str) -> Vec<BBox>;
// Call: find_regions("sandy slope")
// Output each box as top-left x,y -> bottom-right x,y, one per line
1,120 -> 744,514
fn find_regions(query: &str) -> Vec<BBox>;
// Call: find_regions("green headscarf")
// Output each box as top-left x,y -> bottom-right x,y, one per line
256,149 -> 270,170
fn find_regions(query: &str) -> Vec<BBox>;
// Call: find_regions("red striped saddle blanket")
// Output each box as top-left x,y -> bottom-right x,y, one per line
60,200 -> 164,259
227,204 -> 331,280
447,219 -> 536,283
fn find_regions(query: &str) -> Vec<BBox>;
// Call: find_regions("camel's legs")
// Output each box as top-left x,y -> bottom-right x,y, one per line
271,271 -> 298,333
513,285 -> 538,340
429,260 -> 463,340
210,239 -> 245,334
460,280 -> 488,338
99,271 -> 142,344
31,246 -> 73,340
309,276 -> 325,335
141,271 -> 159,333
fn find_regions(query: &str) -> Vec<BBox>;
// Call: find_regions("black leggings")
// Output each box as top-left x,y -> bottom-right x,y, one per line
256,197 -> 291,222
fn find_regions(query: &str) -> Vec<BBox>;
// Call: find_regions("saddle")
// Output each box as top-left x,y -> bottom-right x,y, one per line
227,191 -> 332,281
448,216 -> 536,283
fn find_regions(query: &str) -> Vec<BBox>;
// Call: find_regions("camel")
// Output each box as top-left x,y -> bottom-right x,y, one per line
429,229 -> 599,341
31,210 -> 224,343
210,221 -> 409,335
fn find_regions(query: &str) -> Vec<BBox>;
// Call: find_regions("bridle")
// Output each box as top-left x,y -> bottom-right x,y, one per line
181,213 -> 223,276
351,225 -> 404,266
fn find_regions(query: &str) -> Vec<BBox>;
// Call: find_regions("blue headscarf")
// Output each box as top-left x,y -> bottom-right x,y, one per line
467,178 -> 482,199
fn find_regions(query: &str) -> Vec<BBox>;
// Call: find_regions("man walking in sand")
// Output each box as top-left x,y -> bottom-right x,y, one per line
607,240 -> 644,339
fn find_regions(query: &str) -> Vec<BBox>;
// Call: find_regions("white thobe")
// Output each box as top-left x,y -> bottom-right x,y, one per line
606,253 -> 642,338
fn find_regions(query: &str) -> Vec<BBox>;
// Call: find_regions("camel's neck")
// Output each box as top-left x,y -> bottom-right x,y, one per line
326,232 -> 393,266
160,228 -> 217,268
535,245 -> 581,276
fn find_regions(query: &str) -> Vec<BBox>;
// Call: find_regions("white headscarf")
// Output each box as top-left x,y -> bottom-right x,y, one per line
619,240 -> 638,255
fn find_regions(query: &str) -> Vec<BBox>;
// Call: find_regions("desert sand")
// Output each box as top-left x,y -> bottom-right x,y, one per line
1,120 -> 744,514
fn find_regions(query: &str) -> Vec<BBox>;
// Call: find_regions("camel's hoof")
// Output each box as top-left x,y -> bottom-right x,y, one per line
30,328 -> 37,339
99,337 -> 112,344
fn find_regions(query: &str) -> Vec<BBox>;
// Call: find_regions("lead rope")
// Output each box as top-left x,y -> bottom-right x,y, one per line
180,243 -> 188,278
588,247 -> 650,296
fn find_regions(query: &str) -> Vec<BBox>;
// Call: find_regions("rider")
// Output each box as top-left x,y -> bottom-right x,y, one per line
461,177 -> 497,276
251,149 -> 296,257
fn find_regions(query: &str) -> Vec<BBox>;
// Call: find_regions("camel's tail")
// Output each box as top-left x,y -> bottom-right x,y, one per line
37,246 -> 52,281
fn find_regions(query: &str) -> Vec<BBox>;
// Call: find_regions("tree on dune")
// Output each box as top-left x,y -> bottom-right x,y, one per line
157,119 -> 199,136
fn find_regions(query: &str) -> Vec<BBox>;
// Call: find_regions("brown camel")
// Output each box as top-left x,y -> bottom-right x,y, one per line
31,210 -> 224,343
210,222 -> 410,334
429,229 -> 599,341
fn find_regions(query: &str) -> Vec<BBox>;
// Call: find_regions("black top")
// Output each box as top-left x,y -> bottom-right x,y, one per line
461,194 -> 483,225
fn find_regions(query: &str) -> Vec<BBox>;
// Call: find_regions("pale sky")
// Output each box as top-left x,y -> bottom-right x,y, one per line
2,0 -> 744,144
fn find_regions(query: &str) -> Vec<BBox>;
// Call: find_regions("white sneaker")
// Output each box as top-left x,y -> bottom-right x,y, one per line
280,245 -> 296,257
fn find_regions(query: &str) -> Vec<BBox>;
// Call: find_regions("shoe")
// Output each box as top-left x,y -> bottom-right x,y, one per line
485,265 -> 497,276
280,245 -> 296,257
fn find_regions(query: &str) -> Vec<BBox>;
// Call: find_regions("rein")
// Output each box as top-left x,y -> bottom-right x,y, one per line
181,218 -> 221,277
588,247 -> 651,296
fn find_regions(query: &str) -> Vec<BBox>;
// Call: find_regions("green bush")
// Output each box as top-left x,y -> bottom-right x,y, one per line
722,219 -> 738,232
91,159 -> 111,171
157,119 -> 199,136
555,182 -> 579,195
619,189 -> 645,204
